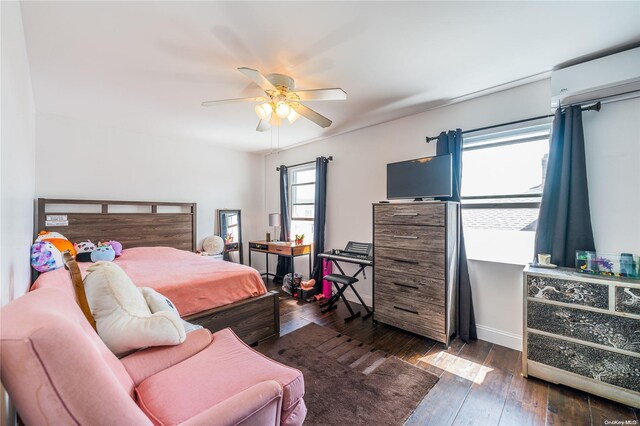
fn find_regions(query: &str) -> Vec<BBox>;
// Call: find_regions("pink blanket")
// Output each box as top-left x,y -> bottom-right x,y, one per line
31,247 -> 267,317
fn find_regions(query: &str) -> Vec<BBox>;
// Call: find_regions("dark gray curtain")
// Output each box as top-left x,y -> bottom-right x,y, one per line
535,106 -> 595,267
275,165 -> 291,283
311,157 -> 329,286
437,129 -> 477,342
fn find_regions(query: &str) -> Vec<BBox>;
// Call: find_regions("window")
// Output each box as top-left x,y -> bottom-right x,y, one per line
289,164 -> 315,242
461,124 -> 551,264
461,124 -> 551,231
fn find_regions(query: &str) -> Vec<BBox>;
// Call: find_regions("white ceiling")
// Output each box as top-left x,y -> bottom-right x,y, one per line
21,1 -> 640,153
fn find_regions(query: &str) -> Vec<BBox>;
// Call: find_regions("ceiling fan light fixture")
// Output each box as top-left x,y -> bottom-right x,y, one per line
287,109 -> 300,124
255,103 -> 273,120
269,114 -> 282,126
203,68 -> 346,132
275,101 -> 291,119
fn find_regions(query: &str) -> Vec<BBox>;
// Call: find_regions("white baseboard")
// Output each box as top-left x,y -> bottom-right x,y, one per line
343,295 -> 521,351
476,324 -> 522,351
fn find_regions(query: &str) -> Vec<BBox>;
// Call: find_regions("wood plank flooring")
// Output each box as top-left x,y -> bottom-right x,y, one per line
261,282 -> 639,426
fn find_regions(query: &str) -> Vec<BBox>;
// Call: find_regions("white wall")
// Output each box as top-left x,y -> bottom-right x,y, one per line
584,96 -> 640,255
35,113 -> 265,257
1,2 -> 37,424
1,1 -> 37,305
263,79 -> 640,350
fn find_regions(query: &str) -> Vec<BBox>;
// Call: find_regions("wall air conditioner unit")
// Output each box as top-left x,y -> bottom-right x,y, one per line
551,47 -> 640,109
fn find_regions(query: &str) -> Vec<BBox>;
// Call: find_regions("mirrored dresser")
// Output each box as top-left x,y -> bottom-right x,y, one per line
523,265 -> 640,408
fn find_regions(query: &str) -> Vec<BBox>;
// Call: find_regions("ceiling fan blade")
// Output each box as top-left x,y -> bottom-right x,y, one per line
256,119 -> 270,132
201,96 -> 266,107
292,88 -> 347,101
291,103 -> 332,128
238,67 -> 277,92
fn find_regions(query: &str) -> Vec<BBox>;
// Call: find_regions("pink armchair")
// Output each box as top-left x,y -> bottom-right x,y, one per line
0,288 -> 306,425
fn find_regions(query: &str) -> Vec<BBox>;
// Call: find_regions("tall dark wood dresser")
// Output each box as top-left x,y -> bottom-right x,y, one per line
524,266 -> 640,408
372,201 -> 459,346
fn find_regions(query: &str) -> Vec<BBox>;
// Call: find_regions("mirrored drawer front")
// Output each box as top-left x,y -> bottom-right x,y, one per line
375,269 -> 445,305
375,225 -> 445,253
374,204 -> 445,226
528,301 -> 640,354
375,296 -> 445,333
527,275 -> 608,309
375,247 -> 445,280
616,287 -> 640,316
527,332 -> 640,393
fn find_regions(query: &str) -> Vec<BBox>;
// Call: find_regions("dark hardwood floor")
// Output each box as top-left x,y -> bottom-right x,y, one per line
261,281 -> 639,426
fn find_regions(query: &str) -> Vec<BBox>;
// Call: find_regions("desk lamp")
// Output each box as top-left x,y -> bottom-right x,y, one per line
269,213 -> 281,242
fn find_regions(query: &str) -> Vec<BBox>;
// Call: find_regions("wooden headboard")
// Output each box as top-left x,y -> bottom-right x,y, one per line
37,199 -> 197,252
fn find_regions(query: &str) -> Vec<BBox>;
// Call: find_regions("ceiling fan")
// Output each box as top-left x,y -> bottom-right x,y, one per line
202,67 -> 347,132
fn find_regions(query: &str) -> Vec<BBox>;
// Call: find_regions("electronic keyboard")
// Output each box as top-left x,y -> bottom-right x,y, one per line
318,241 -> 373,266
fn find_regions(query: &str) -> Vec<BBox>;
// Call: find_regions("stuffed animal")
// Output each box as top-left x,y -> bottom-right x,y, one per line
105,240 -> 123,257
35,231 -> 66,242
31,241 -> 63,272
139,287 -> 203,333
83,262 -> 186,356
91,245 -> 116,262
74,240 -> 96,262
36,230 -> 76,257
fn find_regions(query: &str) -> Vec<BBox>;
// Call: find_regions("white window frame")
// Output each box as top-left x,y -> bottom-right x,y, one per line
461,123 -> 551,211
289,163 -> 316,223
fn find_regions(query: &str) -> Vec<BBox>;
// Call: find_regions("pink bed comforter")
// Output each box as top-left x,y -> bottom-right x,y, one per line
31,247 -> 267,317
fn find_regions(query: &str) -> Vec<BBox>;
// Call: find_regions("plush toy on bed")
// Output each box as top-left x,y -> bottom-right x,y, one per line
91,244 -> 116,262
74,240 -> 96,262
30,241 -> 64,272
36,230 -> 76,257
104,240 -> 123,257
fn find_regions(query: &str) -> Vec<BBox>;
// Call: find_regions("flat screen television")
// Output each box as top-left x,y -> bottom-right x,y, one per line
387,154 -> 453,200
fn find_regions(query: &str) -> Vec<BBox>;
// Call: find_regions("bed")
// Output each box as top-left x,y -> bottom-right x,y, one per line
33,198 -> 280,345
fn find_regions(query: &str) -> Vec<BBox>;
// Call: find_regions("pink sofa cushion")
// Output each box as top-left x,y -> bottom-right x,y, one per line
136,328 -> 304,425
281,399 -> 307,426
180,380 -> 283,426
0,288 -> 149,426
121,328 -> 213,385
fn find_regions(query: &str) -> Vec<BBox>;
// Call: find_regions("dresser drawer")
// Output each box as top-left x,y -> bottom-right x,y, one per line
616,286 -> 640,316
374,203 -> 445,226
375,269 -> 445,305
374,224 -> 444,253
375,247 -> 445,280
375,311 -> 447,343
527,332 -> 640,393
527,274 -> 608,309
376,294 -> 444,332
527,301 -> 640,354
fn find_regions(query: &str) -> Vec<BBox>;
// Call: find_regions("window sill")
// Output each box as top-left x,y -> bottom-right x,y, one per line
463,229 -> 534,266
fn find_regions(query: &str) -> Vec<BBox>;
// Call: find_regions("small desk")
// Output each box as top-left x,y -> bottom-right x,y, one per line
248,241 -> 312,281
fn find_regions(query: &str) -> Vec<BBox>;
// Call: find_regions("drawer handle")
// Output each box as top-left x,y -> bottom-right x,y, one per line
393,213 -> 419,216
393,235 -> 419,240
393,306 -> 419,315
390,258 -> 419,265
393,282 -> 419,290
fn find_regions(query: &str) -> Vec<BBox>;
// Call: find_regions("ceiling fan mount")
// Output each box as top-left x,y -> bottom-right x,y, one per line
202,67 -> 347,132
264,73 -> 295,92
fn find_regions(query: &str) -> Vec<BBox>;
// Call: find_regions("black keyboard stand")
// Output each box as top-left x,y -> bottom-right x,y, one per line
319,260 -> 373,321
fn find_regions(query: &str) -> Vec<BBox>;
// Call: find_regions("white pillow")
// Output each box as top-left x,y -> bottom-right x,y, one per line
139,287 -> 204,334
84,262 -> 186,357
